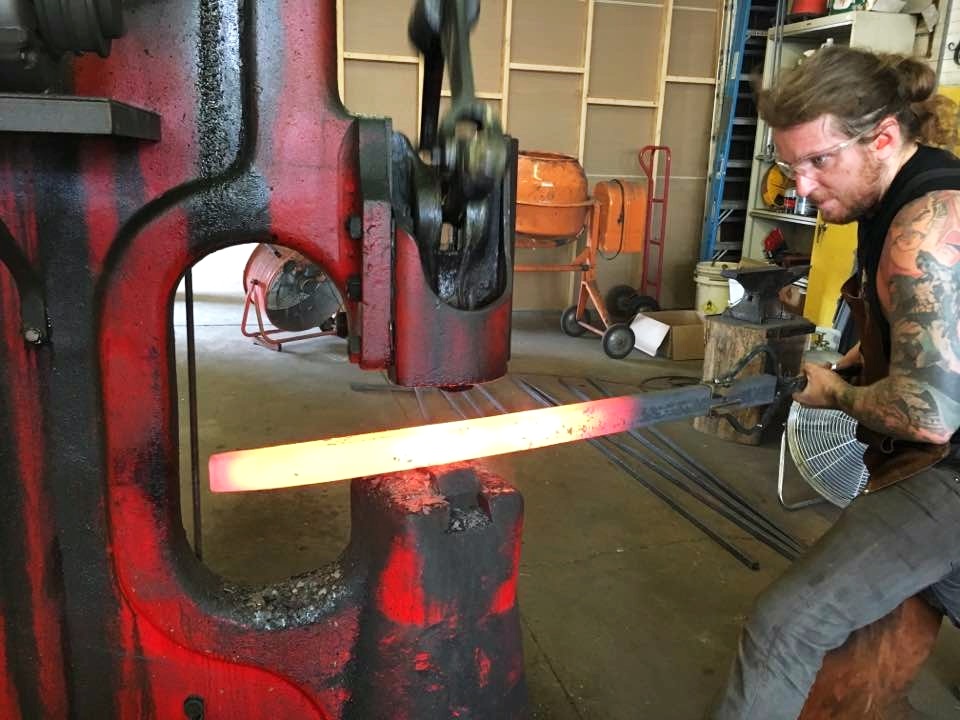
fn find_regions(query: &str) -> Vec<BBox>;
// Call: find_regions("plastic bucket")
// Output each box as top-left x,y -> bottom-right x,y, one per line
694,261 -> 736,316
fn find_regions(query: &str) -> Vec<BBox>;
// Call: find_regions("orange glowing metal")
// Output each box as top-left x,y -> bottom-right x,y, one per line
209,390 -> 703,493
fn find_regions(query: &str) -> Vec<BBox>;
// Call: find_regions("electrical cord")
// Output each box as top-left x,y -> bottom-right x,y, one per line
598,179 -> 626,261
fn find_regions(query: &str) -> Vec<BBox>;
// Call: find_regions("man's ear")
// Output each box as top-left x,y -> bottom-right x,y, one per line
871,117 -> 901,159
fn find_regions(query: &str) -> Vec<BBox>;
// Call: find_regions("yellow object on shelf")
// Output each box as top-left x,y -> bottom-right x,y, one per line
761,165 -> 791,209
804,220 -> 858,328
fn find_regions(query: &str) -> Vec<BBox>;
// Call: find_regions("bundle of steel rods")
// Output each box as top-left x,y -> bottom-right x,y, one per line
351,374 -> 806,571
531,376 -> 806,570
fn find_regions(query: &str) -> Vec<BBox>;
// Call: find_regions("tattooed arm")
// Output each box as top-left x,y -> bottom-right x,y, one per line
796,190 -> 960,444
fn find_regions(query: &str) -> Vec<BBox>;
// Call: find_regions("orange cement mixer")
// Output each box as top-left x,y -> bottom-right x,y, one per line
514,148 -> 670,359
516,151 -> 592,239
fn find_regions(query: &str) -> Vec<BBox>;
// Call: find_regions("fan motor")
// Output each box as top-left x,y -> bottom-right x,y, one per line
243,244 -> 341,333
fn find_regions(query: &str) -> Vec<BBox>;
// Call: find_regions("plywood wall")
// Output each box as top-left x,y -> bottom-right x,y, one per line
339,0 -> 723,310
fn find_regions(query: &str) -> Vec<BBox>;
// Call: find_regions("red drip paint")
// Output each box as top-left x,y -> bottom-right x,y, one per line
414,652 -> 432,672
475,648 -> 491,688
0,614 -> 22,720
377,538 -> 446,626
17,403 -> 68,719
73,27 -> 197,201
93,5 -> 370,717
489,577 -> 516,615
73,19 -> 196,274
489,518 -> 524,615
266,0 -> 358,297
114,600 -> 327,720
0,203 -> 69,717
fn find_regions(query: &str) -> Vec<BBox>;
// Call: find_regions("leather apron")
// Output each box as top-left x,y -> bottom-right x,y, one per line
840,274 -> 949,493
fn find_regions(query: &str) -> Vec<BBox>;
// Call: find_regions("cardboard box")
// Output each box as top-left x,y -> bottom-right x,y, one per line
630,310 -> 705,361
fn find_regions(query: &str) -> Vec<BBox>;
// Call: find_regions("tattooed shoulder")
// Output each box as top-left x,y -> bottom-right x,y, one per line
877,190 -> 960,441
881,191 -> 960,282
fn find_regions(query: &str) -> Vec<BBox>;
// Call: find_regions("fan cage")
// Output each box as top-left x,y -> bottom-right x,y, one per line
786,402 -> 869,508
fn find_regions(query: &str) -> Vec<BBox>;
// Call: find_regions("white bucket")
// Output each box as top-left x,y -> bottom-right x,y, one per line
695,260 -> 736,316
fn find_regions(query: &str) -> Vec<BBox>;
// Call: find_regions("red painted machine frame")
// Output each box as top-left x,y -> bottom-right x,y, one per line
0,1 -> 524,718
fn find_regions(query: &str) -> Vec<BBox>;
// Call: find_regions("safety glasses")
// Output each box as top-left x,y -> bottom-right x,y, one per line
774,126 -> 874,179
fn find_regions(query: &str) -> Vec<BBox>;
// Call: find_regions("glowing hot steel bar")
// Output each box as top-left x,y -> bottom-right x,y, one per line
210,376 -> 779,493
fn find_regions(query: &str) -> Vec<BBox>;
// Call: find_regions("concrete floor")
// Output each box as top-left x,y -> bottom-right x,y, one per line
174,295 -> 960,720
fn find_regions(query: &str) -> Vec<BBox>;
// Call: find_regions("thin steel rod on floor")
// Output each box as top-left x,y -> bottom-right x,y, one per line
559,379 -> 799,561
514,378 -> 760,572
349,382 -> 414,393
185,268 -> 202,560
474,382 -> 509,414
459,388 -> 485,418
606,435 -> 797,561
587,377 -> 805,554
440,389 -> 469,420
573,378 -> 803,554
413,387 -> 431,422
644,421 -> 805,548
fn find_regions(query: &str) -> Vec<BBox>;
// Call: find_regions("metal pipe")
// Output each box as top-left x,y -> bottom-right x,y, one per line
184,268 -> 202,560
560,379 -> 799,560
514,378 -> 760,572
211,371 -> 784,493
588,377 -> 805,554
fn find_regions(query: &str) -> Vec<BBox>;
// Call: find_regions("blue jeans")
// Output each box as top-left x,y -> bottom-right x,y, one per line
710,462 -> 960,720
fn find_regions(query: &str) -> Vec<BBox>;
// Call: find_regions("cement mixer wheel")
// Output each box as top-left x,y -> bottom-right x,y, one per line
605,285 -> 660,322
602,324 -> 635,359
560,306 -> 587,337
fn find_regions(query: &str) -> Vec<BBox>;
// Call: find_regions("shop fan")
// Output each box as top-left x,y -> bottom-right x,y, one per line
777,402 -> 869,509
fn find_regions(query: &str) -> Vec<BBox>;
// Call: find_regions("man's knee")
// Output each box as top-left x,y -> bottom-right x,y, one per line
745,581 -> 803,646
744,577 -> 851,658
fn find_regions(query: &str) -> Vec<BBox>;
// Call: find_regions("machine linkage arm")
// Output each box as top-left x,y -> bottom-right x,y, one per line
399,0 -> 511,312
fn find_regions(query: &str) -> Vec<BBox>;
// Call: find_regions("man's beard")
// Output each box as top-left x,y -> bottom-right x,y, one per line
817,157 -> 884,224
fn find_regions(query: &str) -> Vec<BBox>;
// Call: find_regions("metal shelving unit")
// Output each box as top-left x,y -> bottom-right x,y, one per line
741,11 -> 918,260
700,0 -> 780,260
749,208 -> 817,226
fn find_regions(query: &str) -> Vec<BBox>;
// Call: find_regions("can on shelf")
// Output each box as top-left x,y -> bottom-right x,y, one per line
784,188 -> 797,213
795,196 -> 818,217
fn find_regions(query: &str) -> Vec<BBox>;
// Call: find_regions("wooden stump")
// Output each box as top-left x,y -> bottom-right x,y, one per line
692,315 -> 812,445
799,595 -> 943,720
